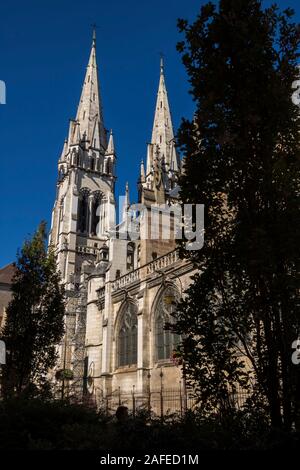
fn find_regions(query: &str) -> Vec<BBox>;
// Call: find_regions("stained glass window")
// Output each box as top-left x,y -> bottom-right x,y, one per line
155,286 -> 180,361
118,303 -> 138,367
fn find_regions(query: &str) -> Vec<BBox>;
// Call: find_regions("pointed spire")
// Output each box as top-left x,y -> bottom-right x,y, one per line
59,138 -> 68,161
106,129 -> 115,155
75,30 -> 107,150
140,159 -> 145,182
151,57 -> 174,149
169,141 -> 180,173
122,182 -> 130,222
146,58 -> 177,173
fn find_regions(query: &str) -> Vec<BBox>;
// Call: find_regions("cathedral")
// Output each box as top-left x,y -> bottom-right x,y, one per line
49,31 -> 195,410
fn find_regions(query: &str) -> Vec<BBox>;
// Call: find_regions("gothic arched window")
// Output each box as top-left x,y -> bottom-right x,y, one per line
106,158 -> 112,174
117,303 -> 138,367
71,150 -> 77,166
155,286 -> 180,361
77,189 -> 90,233
58,166 -> 65,182
91,192 -> 101,236
127,243 -> 135,271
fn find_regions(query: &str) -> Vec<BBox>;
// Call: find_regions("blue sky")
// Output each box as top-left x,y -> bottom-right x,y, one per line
0,0 -> 299,267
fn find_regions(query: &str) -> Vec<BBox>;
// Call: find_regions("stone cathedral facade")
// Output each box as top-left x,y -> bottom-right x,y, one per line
49,32 -> 195,406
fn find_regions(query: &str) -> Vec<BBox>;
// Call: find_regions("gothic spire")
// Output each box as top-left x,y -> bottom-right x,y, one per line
140,159 -> 145,182
122,181 -> 130,222
149,57 -> 175,165
125,181 -> 129,205
106,129 -> 115,155
75,29 -> 107,150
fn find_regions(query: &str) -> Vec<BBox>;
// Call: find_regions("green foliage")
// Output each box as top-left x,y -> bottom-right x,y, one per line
0,399 -> 298,450
0,221 -> 65,397
173,0 -> 300,429
55,369 -> 74,381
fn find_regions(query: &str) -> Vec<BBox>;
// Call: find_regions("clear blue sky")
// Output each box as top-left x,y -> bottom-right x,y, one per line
0,0 -> 299,267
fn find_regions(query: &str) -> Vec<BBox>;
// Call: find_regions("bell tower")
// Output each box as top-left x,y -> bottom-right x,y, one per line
138,59 -> 181,265
49,30 -> 116,287
49,31 -> 116,396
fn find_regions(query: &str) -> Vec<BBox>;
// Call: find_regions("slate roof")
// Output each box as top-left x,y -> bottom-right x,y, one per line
0,263 -> 16,285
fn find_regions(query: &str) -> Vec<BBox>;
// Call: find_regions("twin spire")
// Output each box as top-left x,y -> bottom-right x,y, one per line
60,31 -> 179,190
76,33 -> 178,178
151,57 -> 174,149
75,29 -> 107,150
146,57 -> 179,176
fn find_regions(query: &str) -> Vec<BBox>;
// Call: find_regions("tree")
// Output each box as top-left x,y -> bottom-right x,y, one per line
173,0 -> 300,430
1,222 -> 65,397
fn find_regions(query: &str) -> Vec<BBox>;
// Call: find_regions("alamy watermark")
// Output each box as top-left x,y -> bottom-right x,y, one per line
0,80 -> 6,104
0,340 -> 6,365
110,199 -> 204,251
292,338 -> 300,365
291,65 -> 300,105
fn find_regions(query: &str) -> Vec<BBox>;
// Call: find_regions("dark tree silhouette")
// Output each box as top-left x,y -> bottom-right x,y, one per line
173,0 -> 300,430
1,222 -> 65,397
